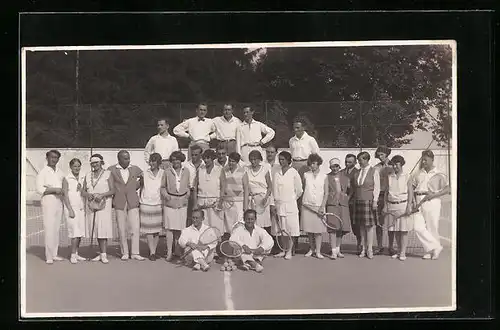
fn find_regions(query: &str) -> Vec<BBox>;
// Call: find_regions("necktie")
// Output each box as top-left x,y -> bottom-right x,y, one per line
358,167 -> 365,186
198,117 -> 205,122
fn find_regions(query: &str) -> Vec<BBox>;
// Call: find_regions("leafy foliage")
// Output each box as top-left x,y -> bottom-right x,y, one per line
25,45 -> 452,148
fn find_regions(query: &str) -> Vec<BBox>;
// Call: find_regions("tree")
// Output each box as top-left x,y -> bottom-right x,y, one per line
254,45 -> 452,148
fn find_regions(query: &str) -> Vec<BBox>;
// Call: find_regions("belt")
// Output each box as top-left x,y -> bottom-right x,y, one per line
387,200 -> 407,204
242,143 -> 261,147
167,192 -> 188,197
415,192 -> 428,196
191,139 -> 209,144
219,139 -> 236,142
293,158 -> 308,162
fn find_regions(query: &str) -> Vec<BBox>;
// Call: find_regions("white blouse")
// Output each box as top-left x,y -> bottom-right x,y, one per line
140,168 -> 164,205
302,171 -> 327,206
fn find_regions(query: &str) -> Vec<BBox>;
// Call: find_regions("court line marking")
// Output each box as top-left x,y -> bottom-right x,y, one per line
223,271 -> 234,310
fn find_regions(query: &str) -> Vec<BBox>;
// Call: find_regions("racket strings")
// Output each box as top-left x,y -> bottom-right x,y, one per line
220,240 -> 243,258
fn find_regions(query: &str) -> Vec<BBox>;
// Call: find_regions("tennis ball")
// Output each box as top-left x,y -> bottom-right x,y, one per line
223,262 -> 229,267
220,266 -> 225,271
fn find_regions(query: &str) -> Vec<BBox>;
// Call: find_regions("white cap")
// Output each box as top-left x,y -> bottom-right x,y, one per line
90,156 -> 102,163
329,158 -> 341,166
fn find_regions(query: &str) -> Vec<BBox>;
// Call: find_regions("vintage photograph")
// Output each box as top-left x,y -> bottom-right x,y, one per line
20,41 -> 456,317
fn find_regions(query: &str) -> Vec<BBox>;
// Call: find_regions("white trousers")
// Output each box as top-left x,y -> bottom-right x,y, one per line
240,253 -> 264,263
414,197 -> 442,253
116,205 -> 140,256
186,248 -> 214,265
42,196 -> 63,261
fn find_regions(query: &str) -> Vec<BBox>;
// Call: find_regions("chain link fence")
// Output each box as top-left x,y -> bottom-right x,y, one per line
26,100 -> 449,150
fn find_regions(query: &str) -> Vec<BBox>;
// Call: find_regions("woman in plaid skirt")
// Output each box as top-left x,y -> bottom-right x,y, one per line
352,151 -> 381,259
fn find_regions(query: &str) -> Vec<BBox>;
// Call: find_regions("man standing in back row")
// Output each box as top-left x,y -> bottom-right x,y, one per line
173,103 -> 216,161
236,106 -> 275,164
289,118 -> 320,179
144,117 -> 179,169
211,104 -> 242,155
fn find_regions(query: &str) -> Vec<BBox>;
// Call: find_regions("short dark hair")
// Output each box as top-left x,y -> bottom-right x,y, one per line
198,103 -> 208,108
216,143 -> 227,152
244,209 -> 257,219
265,143 -> 277,152
69,158 -> 81,167
357,151 -> 370,161
307,153 -> 323,167
228,152 -> 241,162
422,150 -> 435,160
117,150 -> 129,159
278,151 -> 292,165
149,153 -> 163,165
46,149 -> 61,158
190,144 -> 203,153
390,155 -> 406,166
192,208 -> 205,218
169,150 -> 186,162
157,118 -> 169,125
375,146 -> 392,159
345,153 -> 357,161
202,149 -> 217,160
248,150 -> 263,161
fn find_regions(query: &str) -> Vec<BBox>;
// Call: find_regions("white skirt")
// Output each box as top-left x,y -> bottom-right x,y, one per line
65,206 -> 86,238
163,206 -> 187,231
275,201 -> 300,237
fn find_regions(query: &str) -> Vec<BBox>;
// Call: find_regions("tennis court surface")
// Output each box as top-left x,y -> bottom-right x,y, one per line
23,197 -> 453,315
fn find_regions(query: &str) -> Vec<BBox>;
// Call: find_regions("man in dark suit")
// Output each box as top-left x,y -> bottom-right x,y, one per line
108,150 -> 145,261
340,153 -> 361,252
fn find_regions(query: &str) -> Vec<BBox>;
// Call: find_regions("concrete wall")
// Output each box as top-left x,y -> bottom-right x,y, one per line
25,148 -> 451,201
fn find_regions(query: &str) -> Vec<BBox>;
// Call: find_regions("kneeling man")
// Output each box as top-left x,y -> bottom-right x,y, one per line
178,209 -> 216,271
230,209 -> 274,272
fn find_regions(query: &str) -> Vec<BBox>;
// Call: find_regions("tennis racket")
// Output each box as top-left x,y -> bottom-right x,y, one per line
302,203 -> 342,232
273,213 -> 293,253
379,208 -> 419,230
249,192 -> 271,214
196,196 -> 235,211
219,240 -> 244,259
180,226 -> 222,260
87,210 -> 97,261
416,172 -> 448,208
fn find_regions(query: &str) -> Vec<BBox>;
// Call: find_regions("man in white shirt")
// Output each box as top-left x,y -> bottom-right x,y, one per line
289,118 -> 320,179
144,118 -> 179,169
173,103 -> 216,161
36,150 -> 65,264
412,150 -> 447,260
210,104 -> 242,154
236,106 -> 275,164
229,209 -> 274,272
178,209 -> 216,271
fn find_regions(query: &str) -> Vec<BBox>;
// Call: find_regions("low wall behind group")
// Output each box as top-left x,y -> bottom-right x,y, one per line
25,148 -> 451,201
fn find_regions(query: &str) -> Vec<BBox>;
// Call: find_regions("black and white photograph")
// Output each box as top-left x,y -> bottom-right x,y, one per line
20,41 -> 457,317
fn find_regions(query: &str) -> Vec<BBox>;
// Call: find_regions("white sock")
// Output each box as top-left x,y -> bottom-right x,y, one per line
101,253 -> 107,257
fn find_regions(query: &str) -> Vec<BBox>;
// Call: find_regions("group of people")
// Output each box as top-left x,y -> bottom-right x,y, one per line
34,103 -> 448,272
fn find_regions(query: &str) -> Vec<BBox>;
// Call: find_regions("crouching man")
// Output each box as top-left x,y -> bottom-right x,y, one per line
178,209 -> 216,271
230,209 -> 274,273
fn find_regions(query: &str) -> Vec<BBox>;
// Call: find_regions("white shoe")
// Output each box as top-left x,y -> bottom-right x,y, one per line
131,254 -> 145,261
315,252 -> 324,259
284,251 -> 292,260
274,251 -> 286,258
337,251 -> 345,258
46,259 -> 54,265
101,254 -> 109,264
359,250 -> 366,258
399,255 -> 407,261
432,246 -> 443,260
422,253 -> 432,260
199,260 -> 210,272
121,254 -> 129,261
254,263 -> 264,273
329,250 -> 338,260
391,253 -> 399,259
91,255 -> 101,262
70,255 -> 78,264
193,263 -> 201,271
53,256 -> 64,261
304,250 -> 313,257
75,254 -> 86,261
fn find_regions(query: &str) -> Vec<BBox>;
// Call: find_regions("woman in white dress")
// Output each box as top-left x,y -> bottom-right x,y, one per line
194,149 -> 224,234
301,153 -> 329,259
81,154 -> 115,264
384,155 -> 414,260
139,153 -> 165,261
62,158 -> 87,264
220,152 -> 247,233
243,150 -> 272,233
273,151 -> 303,260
